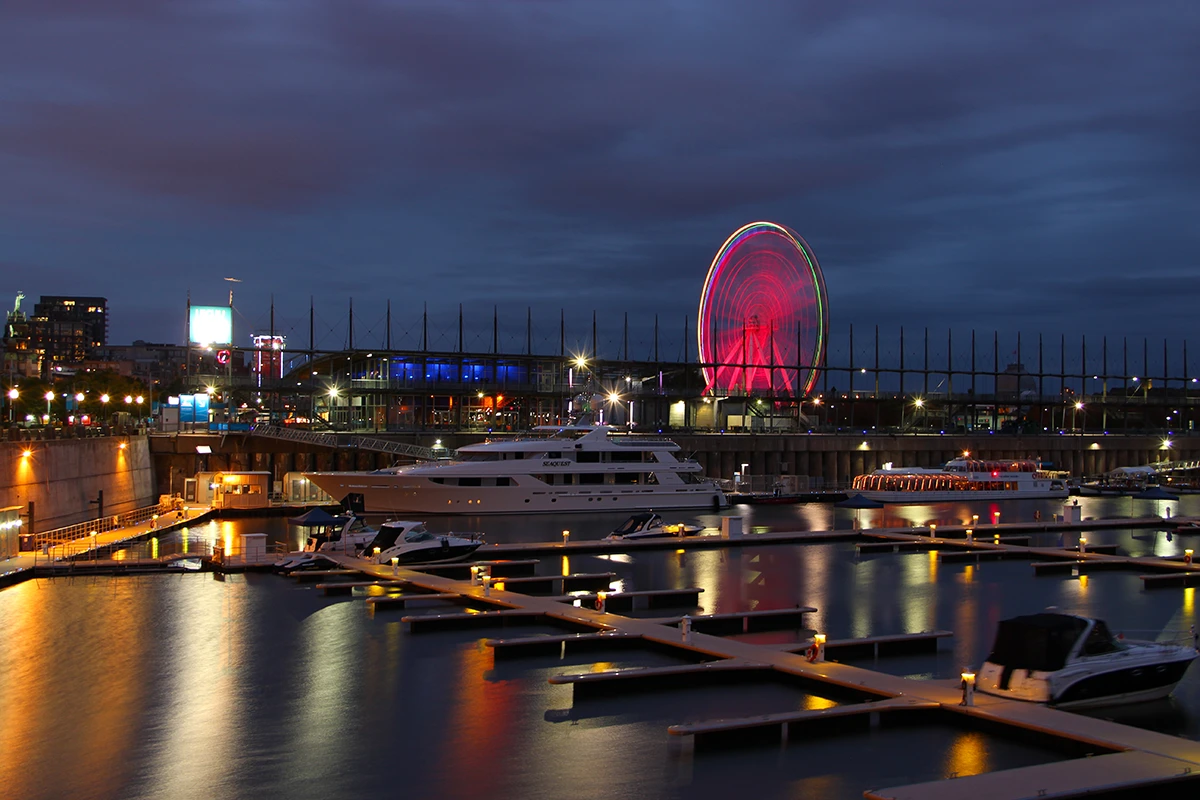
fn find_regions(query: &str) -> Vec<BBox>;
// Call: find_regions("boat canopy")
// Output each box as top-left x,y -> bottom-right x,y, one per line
367,522 -> 430,551
986,613 -> 1089,671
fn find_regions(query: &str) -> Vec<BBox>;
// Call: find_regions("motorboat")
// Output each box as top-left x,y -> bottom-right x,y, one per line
852,458 -> 1068,503
361,521 -> 485,565
300,514 -> 379,555
605,512 -> 704,541
303,424 -> 727,515
275,515 -> 380,571
977,612 -> 1198,709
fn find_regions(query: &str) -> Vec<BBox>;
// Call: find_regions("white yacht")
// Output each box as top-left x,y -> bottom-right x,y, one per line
362,521 -> 485,564
851,458 -> 1068,503
303,424 -> 727,515
605,512 -> 705,541
977,612 -> 1197,709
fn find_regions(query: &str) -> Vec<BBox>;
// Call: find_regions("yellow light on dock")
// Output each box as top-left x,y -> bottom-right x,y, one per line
813,633 -> 826,645
928,523 -> 937,538
562,529 -> 570,543
972,515 -> 979,526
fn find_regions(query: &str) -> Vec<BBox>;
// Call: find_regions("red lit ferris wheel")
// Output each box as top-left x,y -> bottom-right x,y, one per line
697,222 -> 829,397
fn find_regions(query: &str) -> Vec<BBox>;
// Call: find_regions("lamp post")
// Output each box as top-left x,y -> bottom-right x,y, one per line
100,394 -> 110,427
6,387 -> 16,423
44,391 -> 55,425
136,395 -> 145,426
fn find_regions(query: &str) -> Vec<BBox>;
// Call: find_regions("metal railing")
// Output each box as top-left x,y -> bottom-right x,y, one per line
249,424 -> 452,461
34,500 -> 177,549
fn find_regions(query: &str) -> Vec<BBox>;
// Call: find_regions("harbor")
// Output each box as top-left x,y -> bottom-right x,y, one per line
2,494 -> 1200,798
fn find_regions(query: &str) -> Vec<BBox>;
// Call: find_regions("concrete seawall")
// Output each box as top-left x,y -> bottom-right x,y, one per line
1,437 -> 156,531
149,430 -> 1194,491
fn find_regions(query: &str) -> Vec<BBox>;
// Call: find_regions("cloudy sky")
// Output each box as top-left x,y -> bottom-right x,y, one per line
2,0 -> 1198,366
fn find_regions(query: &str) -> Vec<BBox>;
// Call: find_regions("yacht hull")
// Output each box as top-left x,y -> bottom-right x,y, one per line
979,652 -> 1196,709
303,473 -> 725,515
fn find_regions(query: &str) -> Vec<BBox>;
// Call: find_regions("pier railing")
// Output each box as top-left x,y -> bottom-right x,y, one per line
33,500 -> 178,549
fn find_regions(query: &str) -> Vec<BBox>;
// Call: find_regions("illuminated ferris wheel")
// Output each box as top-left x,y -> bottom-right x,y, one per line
697,222 -> 829,397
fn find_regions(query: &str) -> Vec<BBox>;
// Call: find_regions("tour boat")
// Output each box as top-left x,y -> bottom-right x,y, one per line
304,424 -> 727,515
977,612 -> 1198,709
361,521 -> 484,564
851,458 -> 1068,503
605,512 -> 704,541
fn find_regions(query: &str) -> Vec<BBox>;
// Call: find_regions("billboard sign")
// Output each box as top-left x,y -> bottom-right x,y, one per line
190,306 -> 232,346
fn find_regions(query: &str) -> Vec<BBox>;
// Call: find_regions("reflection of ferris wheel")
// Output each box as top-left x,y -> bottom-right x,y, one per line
697,222 -> 829,397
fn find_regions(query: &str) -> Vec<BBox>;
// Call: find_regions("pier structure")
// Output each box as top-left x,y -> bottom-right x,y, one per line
179,303 -> 1200,442
295,522 -> 1200,800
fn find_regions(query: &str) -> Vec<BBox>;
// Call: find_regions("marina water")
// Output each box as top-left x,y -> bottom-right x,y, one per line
1,495 -> 1197,799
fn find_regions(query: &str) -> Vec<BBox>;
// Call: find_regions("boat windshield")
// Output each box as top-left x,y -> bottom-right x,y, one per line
614,513 -> 658,534
404,530 -> 436,543
986,613 -> 1088,671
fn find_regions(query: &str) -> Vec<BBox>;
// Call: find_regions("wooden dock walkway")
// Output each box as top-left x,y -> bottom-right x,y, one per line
312,522 -> 1200,799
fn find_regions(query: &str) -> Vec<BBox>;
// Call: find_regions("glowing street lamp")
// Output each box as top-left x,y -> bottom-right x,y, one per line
44,390 -> 55,423
5,387 -> 16,423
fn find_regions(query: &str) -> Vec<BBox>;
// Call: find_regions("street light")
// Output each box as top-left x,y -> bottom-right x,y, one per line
5,387 -> 16,423
44,391 -> 55,424
1074,401 -> 1084,433
100,394 -> 110,426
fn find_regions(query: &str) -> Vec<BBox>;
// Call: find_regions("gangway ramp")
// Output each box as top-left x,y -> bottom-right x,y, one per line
249,424 -> 453,461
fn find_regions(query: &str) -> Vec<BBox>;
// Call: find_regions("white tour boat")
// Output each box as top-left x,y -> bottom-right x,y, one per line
851,458 -> 1068,503
303,424 -> 727,515
977,612 -> 1198,708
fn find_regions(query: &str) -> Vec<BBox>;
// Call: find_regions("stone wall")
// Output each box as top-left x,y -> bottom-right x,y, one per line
0,437 -> 156,532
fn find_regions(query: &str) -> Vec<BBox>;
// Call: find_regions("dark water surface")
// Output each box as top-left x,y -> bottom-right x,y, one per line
2,495 -> 1198,799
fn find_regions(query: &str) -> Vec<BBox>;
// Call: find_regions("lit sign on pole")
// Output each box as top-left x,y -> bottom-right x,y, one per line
189,306 -> 232,347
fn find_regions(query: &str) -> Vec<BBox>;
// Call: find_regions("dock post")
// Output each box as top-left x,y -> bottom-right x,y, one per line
681,615 -> 692,644
391,557 -> 399,576
1186,549 -> 1193,566
595,591 -> 607,613
813,633 -> 826,662
960,670 -> 976,706
483,576 -> 491,596
562,529 -> 570,544
928,523 -> 937,539
470,565 -> 481,585
965,528 -> 973,543
1079,536 -> 1087,555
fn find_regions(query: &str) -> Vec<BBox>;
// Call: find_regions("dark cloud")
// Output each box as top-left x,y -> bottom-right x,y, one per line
0,0 -> 1198,351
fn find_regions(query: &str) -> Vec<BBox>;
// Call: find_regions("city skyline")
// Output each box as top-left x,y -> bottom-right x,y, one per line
3,2 -> 1199,347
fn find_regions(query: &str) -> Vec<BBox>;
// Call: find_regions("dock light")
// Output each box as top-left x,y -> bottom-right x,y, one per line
1079,536 -> 1087,554
681,614 -> 693,644
595,591 -> 607,613
562,529 -> 570,544
391,556 -> 399,576
960,671 -> 976,706
1186,550 -> 1193,566
470,565 -> 481,585
373,546 -> 381,559
993,511 -> 1000,525
972,514 -> 979,526
928,523 -> 937,538
965,528 -> 973,542
813,633 -> 827,662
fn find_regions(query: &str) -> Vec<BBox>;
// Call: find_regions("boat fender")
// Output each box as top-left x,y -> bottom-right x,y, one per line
594,596 -> 604,611
805,646 -> 817,663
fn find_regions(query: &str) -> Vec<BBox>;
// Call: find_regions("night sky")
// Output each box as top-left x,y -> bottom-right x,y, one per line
3,1 -> 1199,364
